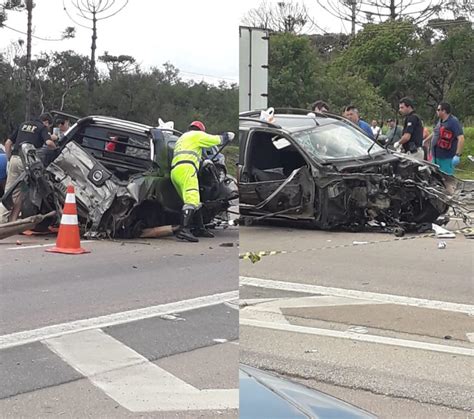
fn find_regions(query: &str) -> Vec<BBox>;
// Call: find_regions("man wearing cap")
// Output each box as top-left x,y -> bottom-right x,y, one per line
3,112 -> 57,222
397,97 -> 424,160
386,118 -> 403,144
170,121 -> 234,242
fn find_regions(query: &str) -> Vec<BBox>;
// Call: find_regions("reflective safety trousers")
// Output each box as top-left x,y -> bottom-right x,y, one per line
171,163 -> 200,207
170,131 -> 222,207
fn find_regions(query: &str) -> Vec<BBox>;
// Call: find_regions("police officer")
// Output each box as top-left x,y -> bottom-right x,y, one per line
170,121 -> 234,242
3,112 -> 57,222
397,97 -> 424,160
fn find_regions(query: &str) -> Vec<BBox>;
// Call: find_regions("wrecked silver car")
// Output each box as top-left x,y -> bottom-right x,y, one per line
238,109 -> 465,235
2,114 -> 238,238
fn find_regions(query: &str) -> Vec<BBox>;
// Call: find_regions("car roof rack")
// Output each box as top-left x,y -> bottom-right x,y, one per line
272,107 -> 312,115
151,127 -> 183,136
86,116 -> 153,133
239,116 -> 281,129
50,110 -> 81,122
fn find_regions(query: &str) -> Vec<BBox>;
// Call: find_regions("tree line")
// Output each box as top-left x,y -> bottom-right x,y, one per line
0,50 -> 238,140
0,0 -> 237,140
245,1 -> 473,125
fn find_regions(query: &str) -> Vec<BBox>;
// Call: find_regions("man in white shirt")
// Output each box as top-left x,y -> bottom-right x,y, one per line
371,120 -> 381,138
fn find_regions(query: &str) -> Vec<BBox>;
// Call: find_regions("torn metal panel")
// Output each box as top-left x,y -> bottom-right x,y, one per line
46,142 -> 131,232
239,167 -> 314,219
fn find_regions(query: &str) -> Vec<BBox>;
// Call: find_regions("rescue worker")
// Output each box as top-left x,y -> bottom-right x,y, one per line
3,113 -> 57,222
170,121 -> 234,242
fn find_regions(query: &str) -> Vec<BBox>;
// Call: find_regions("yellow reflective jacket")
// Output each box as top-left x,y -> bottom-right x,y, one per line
171,131 -> 222,171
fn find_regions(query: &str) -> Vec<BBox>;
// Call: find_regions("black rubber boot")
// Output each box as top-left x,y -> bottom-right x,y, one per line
192,209 -> 214,238
175,207 -> 199,242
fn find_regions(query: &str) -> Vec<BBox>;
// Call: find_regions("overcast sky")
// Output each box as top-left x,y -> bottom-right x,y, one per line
0,0 -> 256,84
1,1 -> 451,84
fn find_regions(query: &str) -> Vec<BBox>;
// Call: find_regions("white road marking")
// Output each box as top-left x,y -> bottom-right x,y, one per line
240,298 -> 280,306
240,277 -> 474,315
44,329 -> 238,412
224,299 -> 239,310
240,318 -> 474,357
248,296 -> 383,312
7,241 -> 94,251
0,291 -> 238,350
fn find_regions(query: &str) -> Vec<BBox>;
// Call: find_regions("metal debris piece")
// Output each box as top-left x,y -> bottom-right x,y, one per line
432,223 -> 456,239
347,326 -> 369,334
159,314 -> 184,321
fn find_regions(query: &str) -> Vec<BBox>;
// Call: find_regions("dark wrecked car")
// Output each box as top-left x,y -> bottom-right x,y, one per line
2,113 -> 238,238
238,109 -> 465,235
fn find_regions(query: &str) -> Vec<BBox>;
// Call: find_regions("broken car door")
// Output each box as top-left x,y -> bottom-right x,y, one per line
239,129 -> 315,219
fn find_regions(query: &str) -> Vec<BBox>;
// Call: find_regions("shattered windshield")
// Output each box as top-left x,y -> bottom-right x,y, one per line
293,121 -> 383,160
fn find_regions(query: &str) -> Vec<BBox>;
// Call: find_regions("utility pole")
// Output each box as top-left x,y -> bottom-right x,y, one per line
25,0 -> 33,120
350,0 -> 357,35
88,10 -> 97,94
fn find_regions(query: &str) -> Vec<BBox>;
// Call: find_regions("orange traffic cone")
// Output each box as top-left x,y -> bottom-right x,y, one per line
46,185 -> 89,255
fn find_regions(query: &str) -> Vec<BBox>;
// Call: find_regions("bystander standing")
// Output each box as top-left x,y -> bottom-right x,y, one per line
311,100 -> 330,113
432,102 -> 464,176
386,118 -> 403,144
342,105 -> 374,139
371,120 -> 381,138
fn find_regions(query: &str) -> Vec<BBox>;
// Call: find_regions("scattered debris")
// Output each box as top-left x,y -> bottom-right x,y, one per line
0,211 -> 56,240
159,314 -> 184,321
352,241 -> 369,245
219,242 -> 235,247
432,223 -> 456,239
304,349 -> 319,354
437,241 -> 447,250
347,326 -> 369,334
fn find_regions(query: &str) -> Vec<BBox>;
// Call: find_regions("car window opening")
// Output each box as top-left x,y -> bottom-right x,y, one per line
75,126 -> 154,181
246,131 -> 308,183
294,122 -> 383,161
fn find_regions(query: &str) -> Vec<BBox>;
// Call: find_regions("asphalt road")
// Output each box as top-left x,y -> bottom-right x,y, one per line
0,227 -> 239,417
239,222 -> 473,418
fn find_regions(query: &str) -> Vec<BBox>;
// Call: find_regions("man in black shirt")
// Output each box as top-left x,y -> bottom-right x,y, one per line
3,113 -> 57,222
397,97 -> 424,160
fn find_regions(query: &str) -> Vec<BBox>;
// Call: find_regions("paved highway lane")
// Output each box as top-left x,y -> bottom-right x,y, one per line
239,224 -> 473,418
0,228 -> 239,417
0,303 -> 239,417
240,224 -> 473,304
1,228 -> 238,334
